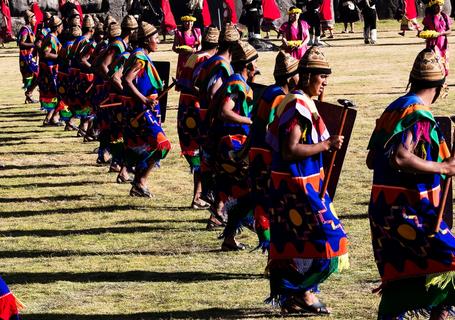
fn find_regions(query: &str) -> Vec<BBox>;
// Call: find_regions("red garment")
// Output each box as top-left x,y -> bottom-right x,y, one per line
224,0 -> 237,23
75,2 -> 83,19
202,0 -> 211,26
162,0 -> 176,32
1,0 -> 12,39
262,0 -> 280,21
32,2 -> 43,34
320,0 -> 334,22
404,0 -> 417,20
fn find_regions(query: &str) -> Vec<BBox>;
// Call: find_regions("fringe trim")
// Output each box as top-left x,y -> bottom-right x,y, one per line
426,271 -> 455,290
337,253 -> 350,272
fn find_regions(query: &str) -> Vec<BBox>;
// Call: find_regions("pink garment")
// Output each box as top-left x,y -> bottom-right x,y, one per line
279,20 -> 309,60
423,12 -> 452,75
174,28 -> 202,77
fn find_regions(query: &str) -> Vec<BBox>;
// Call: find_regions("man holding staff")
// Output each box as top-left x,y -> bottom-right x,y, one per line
367,48 -> 455,319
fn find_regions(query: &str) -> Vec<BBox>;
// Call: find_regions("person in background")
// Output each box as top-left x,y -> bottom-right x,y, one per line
338,0 -> 360,33
300,0 -> 323,46
242,0 -> 263,40
187,0 -> 204,30
279,7 -> 310,60
422,0 -> 452,77
18,10 -> 39,103
1,0 -> 14,43
38,15 -> 63,126
358,0 -> 378,44
172,14 -> 201,78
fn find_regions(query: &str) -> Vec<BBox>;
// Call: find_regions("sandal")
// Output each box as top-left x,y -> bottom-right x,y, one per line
130,184 -> 153,198
206,214 -> 225,230
116,175 -> 133,184
191,199 -> 211,210
293,296 -> 331,315
221,241 -> 246,252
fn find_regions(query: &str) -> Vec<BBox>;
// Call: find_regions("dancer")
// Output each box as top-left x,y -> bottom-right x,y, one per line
194,23 -> 239,229
210,41 -> 258,251
177,26 -> 219,209
0,276 -> 22,320
38,15 -> 63,126
249,51 -> 299,252
266,46 -> 349,314
122,22 -> 171,197
18,10 -> 38,104
301,0 -> 323,46
367,48 -> 455,320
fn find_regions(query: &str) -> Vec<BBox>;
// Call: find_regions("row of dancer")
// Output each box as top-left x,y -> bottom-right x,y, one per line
16,8 -> 455,319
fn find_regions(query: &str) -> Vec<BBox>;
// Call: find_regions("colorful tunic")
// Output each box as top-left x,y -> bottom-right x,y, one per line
266,90 -> 348,302
173,28 -> 201,78
38,33 -> 61,110
279,21 -> 310,60
122,48 -> 171,171
18,25 -> 38,90
248,85 -> 285,251
194,55 -> 234,143
106,48 -> 130,167
367,93 -> 455,318
57,39 -> 75,120
177,51 -> 211,172
423,12 -> 452,75
210,73 -> 254,237
0,277 -> 21,320
68,35 -> 96,118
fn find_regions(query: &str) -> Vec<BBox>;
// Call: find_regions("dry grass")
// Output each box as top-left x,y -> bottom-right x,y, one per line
0,21 -> 454,320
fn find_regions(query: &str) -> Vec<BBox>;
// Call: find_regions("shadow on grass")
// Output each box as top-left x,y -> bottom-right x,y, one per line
5,164 -> 79,170
3,271 -> 262,284
0,225 -> 181,237
0,118 -> 42,123
0,171 -> 98,179
0,151 -> 67,155
0,194 -> 88,203
2,180 -> 109,189
116,218 -> 207,225
0,204 -> 144,218
0,248 -> 221,258
341,213 -> 368,220
0,111 -> 44,117
23,308 -> 277,319
0,130 -> 49,134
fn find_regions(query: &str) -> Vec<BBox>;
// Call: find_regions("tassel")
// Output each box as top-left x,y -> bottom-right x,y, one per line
426,271 -> 455,290
337,253 -> 350,272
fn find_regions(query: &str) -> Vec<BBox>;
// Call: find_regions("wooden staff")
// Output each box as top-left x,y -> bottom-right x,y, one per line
434,116 -> 455,233
129,78 -> 177,124
319,99 -> 355,199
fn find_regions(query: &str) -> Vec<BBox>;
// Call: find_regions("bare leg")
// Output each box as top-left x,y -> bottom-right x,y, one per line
430,308 -> 449,320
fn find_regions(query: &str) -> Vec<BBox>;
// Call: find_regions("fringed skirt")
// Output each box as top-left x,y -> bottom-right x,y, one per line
378,272 -> 455,319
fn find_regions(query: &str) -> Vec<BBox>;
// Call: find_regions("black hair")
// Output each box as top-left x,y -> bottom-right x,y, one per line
82,27 -> 94,34
201,41 -> 218,51
218,41 -> 237,54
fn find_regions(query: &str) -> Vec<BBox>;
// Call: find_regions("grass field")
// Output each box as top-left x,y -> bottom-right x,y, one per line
0,21 -> 454,319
